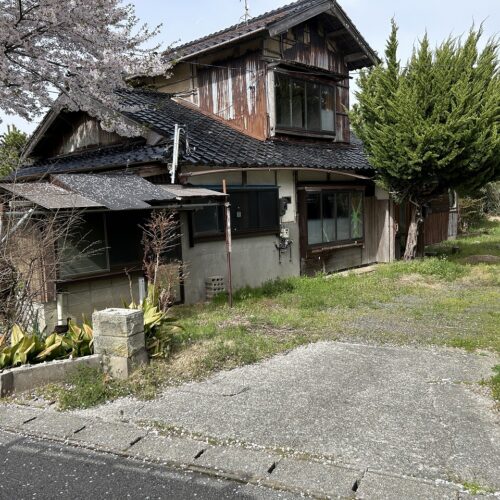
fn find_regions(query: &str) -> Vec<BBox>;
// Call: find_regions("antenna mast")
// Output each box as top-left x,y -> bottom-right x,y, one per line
240,0 -> 251,24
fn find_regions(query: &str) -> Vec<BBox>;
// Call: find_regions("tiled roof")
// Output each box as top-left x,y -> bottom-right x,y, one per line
13,90 -> 373,179
120,91 -> 374,174
12,142 -> 167,180
165,0 -> 318,62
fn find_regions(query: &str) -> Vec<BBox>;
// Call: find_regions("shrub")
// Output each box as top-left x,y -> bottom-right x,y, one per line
0,320 -> 93,371
126,283 -> 183,359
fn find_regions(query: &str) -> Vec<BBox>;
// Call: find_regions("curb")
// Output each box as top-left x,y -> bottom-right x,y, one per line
0,405 -> 496,499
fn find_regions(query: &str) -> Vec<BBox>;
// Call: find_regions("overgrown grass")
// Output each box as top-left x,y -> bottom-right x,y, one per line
49,367 -> 129,411
487,365 -> 500,402
30,219 -> 500,410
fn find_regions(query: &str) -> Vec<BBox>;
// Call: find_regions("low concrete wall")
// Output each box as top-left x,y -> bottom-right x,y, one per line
0,355 -> 102,397
181,219 -> 301,304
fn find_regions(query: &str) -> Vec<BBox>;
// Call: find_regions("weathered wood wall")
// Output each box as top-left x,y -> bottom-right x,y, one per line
424,212 -> 450,246
278,21 -> 348,73
48,114 -> 123,157
197,53 -> 268,140
265,19 -> 350,142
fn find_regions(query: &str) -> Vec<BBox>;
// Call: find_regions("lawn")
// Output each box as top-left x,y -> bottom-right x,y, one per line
146,218 -> 499,388
17,219 -> 500,410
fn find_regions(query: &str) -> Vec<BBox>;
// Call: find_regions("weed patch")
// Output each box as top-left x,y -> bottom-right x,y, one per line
54,367 -> 128,411
486,365 -> 500,402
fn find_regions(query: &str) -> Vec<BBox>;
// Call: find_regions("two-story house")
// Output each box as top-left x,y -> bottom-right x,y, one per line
0,0 -> 455,326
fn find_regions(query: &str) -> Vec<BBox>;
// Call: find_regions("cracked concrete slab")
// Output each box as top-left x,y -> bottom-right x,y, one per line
355,471 -> 460,500
81,342 -> 499,490
270,457 -> 362,498
0,405 -> 40,430
127,433 -> 207,464
195,446 -> 281,478
71,420 -> 147,451
22,411 -> 90,439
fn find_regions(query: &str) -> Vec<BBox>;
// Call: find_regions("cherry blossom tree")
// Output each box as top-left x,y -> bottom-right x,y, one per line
0,0 -> 169,133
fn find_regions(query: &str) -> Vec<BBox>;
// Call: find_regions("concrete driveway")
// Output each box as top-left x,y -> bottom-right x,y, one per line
75,342 -> 500,492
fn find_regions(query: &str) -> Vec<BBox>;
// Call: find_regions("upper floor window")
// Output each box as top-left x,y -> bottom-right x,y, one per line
275,72 -> 335,136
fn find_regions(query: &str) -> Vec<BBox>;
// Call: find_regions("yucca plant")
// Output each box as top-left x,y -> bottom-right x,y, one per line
0,320 -> 94,370
126,283 -> 183,359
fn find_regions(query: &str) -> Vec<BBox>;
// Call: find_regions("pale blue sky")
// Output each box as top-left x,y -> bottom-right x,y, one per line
1,0 -> 498,135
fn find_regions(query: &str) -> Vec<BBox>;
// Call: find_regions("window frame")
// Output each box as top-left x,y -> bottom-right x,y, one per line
191,186 -> 280,242
57,210 -> 182,282
57,212 -> 111,281
304,187 -> 365,249
274,71 -> 337,138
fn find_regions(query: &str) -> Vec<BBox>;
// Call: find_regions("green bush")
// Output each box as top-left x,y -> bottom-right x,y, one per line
0,321 -> 93,371
125,283 -> 183,359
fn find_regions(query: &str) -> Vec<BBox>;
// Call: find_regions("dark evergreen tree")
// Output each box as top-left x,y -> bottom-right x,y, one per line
0,125 -> 28,177
351,21 -> 499,259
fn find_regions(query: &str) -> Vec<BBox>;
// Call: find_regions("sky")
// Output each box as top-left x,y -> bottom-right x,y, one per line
1,0 -> 499,135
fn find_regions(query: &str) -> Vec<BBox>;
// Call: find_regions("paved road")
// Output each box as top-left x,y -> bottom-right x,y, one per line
0,430 -> 299,500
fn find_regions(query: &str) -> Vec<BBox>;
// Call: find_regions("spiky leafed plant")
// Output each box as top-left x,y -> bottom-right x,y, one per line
351,21 -> 500,259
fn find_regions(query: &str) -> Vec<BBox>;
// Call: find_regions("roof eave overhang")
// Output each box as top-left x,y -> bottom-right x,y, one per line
168,1 -> 379,70
180,165 -> 374,181
268,2 -> 379,69
168,28 -> 267,64
9,159 -> 165,183
23,97 -> 154,163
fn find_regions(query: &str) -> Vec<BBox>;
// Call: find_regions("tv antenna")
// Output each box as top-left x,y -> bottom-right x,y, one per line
240,0 -> 251,24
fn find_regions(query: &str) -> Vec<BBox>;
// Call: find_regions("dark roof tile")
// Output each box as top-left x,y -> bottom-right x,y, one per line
120,91 -> 373,174
13,90 -> 373,179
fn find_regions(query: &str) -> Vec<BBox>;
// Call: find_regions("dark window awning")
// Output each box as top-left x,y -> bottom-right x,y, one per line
0,174 -> 226,211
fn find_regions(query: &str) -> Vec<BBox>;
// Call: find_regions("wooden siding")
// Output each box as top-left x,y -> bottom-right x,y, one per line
335,83 -> 350,143
424,212 -> 450,246
363,197 -> 391,264
278,22 -> 348,74
264,20 -> 350,143
47,113 -> 123,157
395,194 -> 454,250
197,53 -> 268,140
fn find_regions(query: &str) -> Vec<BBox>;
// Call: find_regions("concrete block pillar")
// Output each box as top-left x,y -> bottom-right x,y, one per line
92,308 -> 148,380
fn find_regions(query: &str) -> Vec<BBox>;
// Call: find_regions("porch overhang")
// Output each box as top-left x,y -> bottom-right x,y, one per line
0,174 -> 227,212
